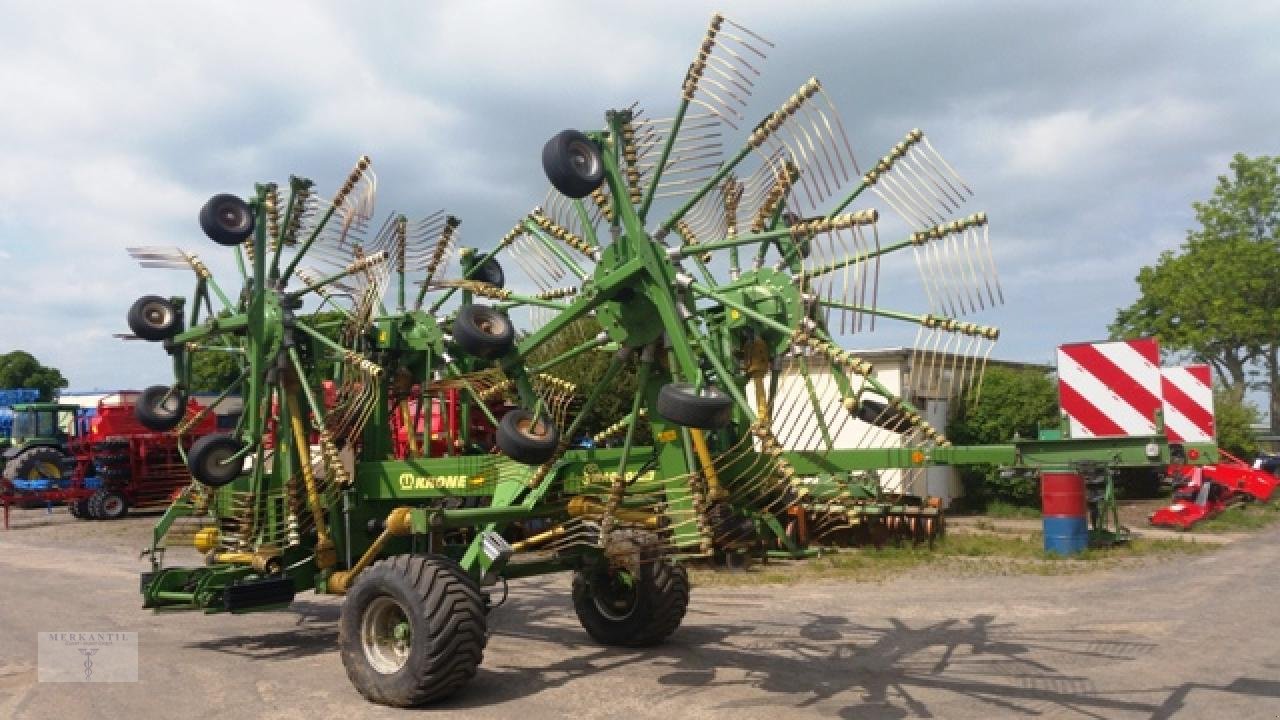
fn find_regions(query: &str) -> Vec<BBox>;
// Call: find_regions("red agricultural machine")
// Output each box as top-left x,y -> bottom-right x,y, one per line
68,391 -> 219,520
0,392 -> 217,527
1149,451 -> 1279,530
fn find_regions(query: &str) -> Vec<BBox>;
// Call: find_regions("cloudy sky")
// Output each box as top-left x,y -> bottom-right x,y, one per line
0,0 -> 1276,394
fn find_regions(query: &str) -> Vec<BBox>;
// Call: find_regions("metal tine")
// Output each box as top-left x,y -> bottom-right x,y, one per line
946,327 -> 969,398
965,225 -> 997,308
513,236 -> 562,288
923,326 -> 946,397
903,151 -> 963,211
811,88 -> 861,177
972,338 -> 996,405
816,231 -> 835,327
959,333 -> 985,397
798,103 -> 848,198
682,183 -> 730,245
789,113 -> 836,204
981,222 -> 1004,304
929,235 -> 957,317
941,229 -> 971,316
863,223 -> 881,331
871,179 -> 932,230
911,239 -> 940,315
898,152 -> 959,218
880,168 -> 942,227
504,239 -> 548,294
957,226 -> 983,313
703,53 -> 756,98
959,225 -> 986,313
941,226 -> 976,316
920,136 -> 974,199
839,226 -> 859,334
761,127 -> 820,211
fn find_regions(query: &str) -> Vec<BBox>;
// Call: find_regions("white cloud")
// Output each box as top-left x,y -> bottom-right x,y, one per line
0,1 -> 1274,392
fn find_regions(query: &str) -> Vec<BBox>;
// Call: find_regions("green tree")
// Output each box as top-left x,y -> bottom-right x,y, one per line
947,365 -> 1060,508
525,317 -> 648,445
1213,385 -> 1259,458
0,351 -> 68,401
1110,153 -> 1280,433
188,351 -> 242,393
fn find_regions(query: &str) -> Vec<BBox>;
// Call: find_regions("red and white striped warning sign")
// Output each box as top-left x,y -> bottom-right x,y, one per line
1056,339 -> 1162,437
1161,364 -> 1214,442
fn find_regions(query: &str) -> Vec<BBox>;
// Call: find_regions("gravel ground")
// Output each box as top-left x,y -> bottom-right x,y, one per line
2,507 -> 1279,719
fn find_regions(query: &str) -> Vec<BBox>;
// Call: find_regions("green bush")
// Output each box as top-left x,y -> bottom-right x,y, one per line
949,366 -> 1059,510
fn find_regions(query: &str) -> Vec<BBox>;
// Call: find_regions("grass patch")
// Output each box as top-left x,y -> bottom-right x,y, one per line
688,531 -> 1211,587
981,501 -> 1041,519
1194,500 -> 1280,533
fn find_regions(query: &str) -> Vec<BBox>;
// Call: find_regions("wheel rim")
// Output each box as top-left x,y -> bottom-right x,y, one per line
141,301 -> 173,329
103,496 -> 124,516
592,572 -> 639,622
203,446 -> 234,476
567,138 -> 600,178
361,595 -> 413,675
215,200 -> 248,231
476,312 -> 508,337
517,417 -> 548,439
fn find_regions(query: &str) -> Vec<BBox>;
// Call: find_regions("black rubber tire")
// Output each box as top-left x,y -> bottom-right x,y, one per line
68,498 -> 85,519
656,382 -> 734,429
136,385 -> 188,431
2,446 -> 66,482
86,489 -> 106,520
496,409 -> 559,465
854,398 -> 910,432
470,256 -> 504,289
90,489 -> 129,520
199,193 -> 255,246
572,531 -> 689,647
127,295 -> 182,341
452,304 -> 514,360
338,554 -> 487,707
188,434 -> 245,487
542,129 -> 604,199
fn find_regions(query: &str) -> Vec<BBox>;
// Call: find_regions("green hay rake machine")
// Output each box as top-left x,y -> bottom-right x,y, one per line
133,13 -> 1012,705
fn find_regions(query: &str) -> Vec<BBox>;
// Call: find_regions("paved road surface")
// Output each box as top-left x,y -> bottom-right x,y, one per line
1,510 -> 1278,719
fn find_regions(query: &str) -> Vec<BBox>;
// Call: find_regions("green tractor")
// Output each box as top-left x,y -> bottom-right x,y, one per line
1,402 -> 81,490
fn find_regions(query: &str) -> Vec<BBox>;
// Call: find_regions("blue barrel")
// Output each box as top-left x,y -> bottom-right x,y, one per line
1041,469 -> 1088,555
1042,515 -> 1089,555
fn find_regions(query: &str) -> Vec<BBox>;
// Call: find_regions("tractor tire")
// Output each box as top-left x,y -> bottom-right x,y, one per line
199,193 -> 256,246
470,256 -> 505,289
86,490 -> 105,519
656,382 -> 734,429
188,434 -> 245,487
452,304 -> 514,360
496,409 -> 559,465
542,129 -> 604,199
338,554 -> 487,707
127,295 -> 182,341
88,489 -> 129,521
572,530 -> 689,647
136,385 -> 188,431
3,446 -> 66,483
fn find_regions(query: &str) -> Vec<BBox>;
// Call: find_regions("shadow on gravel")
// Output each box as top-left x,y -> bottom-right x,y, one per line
182,576 -> 1280,717
185,600 -> 340,661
